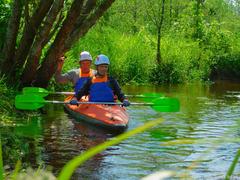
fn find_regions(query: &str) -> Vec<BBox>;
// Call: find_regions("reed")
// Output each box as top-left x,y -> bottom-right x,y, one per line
11,161 -> 21,180
225,149 -> 240,180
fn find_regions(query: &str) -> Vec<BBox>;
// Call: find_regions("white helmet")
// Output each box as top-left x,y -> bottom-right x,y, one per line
79,51 -> 92,61
95,54 -> 110,65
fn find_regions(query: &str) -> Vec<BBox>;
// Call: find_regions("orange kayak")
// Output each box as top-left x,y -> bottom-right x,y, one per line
64,96 -> 129,131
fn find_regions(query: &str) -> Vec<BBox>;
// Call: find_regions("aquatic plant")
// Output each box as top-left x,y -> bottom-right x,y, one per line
225,149 -> 240,180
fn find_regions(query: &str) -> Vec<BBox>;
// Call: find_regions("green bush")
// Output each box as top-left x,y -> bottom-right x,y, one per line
63,8 -> 240,85
149,62 -> 181,84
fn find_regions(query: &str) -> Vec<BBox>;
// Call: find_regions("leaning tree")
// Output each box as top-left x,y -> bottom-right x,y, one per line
0,0 -> 115,87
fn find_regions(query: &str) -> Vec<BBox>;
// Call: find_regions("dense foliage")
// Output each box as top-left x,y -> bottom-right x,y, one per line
60,0 -> 240,84
0,0 -> 239,86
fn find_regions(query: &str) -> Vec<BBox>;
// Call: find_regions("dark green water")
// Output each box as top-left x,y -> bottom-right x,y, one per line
1,81 -> 240,179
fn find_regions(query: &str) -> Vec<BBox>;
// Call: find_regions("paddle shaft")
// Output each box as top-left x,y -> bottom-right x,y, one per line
44,100 -> 154,106
35,91 -> 159,98
51,92 -> 74,95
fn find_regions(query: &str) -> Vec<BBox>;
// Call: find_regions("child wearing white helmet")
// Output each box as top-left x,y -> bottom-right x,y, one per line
55,51 -> 95,94
70,54 -> 130,107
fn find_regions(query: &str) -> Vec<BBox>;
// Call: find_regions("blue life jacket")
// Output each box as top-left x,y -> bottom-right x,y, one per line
74,69 -> 94,95
89,76 -> 114,102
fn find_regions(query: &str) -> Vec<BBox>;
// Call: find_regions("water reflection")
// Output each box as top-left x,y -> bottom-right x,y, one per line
2,81 -> 240,179
41,110 -> 123,178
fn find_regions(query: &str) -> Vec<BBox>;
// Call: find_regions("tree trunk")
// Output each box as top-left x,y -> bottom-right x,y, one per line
72,0 -> 97,30
20,0 -> 64,86
132,0 -> 138,34
33,0 -> 116,87
9,0 -> 54,78
193,0 -> 204,40
169,0 -> 172,26
237,0 -> 240,15
33,0 -> 85,87
156,0 -> 165,64
156,28 -> 161,64
1,0 -> 22,75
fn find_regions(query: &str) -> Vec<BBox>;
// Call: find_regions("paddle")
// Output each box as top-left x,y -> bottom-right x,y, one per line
22,87 -> 164,98
15,94 -> 180,112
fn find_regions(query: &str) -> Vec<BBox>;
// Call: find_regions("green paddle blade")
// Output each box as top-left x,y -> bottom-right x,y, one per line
151,97 -> 180,112
22,87 -> 49,97
143,93 -> 164,102
15,94 -> 46,110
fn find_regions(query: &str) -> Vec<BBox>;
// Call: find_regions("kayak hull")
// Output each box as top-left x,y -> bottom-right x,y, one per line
64,96 -> 129,131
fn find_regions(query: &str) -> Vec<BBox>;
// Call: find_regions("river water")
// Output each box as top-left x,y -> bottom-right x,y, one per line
1,81 -> 240,179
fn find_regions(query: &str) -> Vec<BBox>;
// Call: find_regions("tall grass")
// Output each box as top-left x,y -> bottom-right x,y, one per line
225,149 -> 240,180
10,160 -> 21,180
